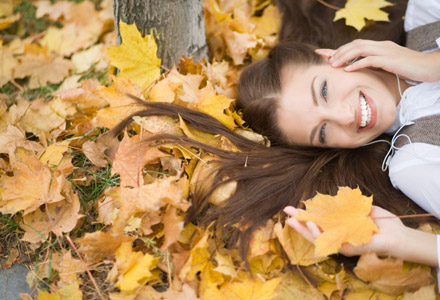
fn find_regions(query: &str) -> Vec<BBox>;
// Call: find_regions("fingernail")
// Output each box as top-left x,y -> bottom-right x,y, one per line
329,56 -> 334,63
331,59 -> 339,66
344,65 -> 353,71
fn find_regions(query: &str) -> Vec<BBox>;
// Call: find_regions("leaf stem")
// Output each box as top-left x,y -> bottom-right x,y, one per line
373,213 -> 439,220
316,0 -> 341,10
65,235 -> 107,300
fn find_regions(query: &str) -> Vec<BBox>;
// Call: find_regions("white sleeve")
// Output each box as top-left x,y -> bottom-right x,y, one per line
389,143 -> 440,217
404,0 -> 440,32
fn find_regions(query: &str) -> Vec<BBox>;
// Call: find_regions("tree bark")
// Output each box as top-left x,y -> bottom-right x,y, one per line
113,0 -> 209,69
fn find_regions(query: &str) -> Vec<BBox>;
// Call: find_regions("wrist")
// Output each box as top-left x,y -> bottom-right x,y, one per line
398,227 -> 437,266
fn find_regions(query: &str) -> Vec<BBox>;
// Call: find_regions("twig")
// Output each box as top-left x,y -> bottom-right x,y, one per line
65,235 -> 107,300
316,0 -> 341,10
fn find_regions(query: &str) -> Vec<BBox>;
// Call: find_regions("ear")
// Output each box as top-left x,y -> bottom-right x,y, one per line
314,48 -> 335,62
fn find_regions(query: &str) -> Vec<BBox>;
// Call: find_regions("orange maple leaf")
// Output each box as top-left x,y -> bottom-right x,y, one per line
296,187 -> 378,257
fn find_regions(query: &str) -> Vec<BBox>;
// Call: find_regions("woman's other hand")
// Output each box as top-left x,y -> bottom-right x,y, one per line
316,39 -> 440,82
283,205 -> 438,266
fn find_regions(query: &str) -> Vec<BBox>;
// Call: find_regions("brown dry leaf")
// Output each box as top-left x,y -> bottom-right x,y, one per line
35,0 -> 73,21
39,17 -> 103,56
140,283 -> 200,300
4,98 -> 66,137
52,251 -> 88,286
112,176 -> 185,232
166,68 -> 204,103
94,77 -> 145,128
0,149 -> 64,215
82,140 -> 108,167
112,133 -> 168,187
224,28 -> 257,65
132,115 -> 181,135
353,252 -> 433,295
21,186 -> 82,243
14,54 -> 73,89
0,44 -> 18,87
0,125 -> 44,164
55,78 -> 107,110
402,285 -> 436,300
296,187 -> 378,257
161,205 -> 184,250
149,78 -> 176,103
77,231 -> 134,263
274,221 -> 327,266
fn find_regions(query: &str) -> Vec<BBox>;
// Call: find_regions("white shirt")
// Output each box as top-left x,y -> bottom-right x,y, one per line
386,0 -> 440,216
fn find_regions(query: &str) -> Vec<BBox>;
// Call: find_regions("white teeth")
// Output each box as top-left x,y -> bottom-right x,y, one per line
359,94 -> 371,128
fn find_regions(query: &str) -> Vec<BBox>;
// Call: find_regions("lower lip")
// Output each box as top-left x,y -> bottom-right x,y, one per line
359,92 -> 377,132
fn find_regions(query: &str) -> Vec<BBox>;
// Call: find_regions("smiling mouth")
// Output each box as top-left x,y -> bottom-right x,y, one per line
359,93 -> 371,128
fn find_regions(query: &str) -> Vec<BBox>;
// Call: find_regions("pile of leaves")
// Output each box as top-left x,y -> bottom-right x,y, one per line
0,0 -> 438,299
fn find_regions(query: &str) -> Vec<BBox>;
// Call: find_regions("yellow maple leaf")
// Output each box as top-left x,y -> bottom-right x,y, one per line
334,0 -> 392,31
295,187 -> 378,257
106,21 -> 161,90
37,290 -> 61,300
274,221 -> 327,266
114,241 -> 158,293
222,275 -> 282,300
39,140 -> 70,166
0,44 -> 18,87
197,92 -> 236,130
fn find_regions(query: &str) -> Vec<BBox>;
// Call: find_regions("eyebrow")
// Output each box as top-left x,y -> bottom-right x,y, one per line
309,76 -> 318,145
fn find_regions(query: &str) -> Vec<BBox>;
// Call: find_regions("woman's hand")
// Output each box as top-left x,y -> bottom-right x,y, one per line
316,39 -> 440,82
283,205 -> 406,257
284,205 -> 438,266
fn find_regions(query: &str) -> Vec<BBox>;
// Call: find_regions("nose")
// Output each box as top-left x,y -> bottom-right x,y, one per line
328,103 -> 354,127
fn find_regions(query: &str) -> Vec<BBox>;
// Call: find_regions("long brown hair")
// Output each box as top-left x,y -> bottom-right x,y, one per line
110,0 -> 424,266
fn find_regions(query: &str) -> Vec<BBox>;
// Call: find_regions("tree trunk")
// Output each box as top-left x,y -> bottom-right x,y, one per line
113,0 -> 209,69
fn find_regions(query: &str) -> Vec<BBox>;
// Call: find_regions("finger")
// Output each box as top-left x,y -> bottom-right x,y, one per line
306,221 -> 322,238
283,206 -> 298,216
331,40 -> 387,67
286,218 -> 316,243
344,56 -> 387,72
315,48 -> 335,58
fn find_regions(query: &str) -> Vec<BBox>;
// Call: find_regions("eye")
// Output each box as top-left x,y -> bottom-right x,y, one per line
319,123 -> 326,144
321,80 -> 328,100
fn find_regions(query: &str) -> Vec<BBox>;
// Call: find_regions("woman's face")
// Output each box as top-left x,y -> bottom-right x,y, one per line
277,62 -> 404,148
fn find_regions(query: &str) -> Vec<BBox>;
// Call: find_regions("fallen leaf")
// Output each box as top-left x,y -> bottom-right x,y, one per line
94,77 -> 145,128
106,21 -> 161,90
402,285 -> 436,300
77,231 -> 134,263
14,54 -> 73,89
334,0 -> 392,31
39,140 -> 70,166
353,252 -> 432,295
71,44 -> 108,73
0,125 -> 45,164
0,0 -> 13,18
161,205 -> 184,250
274,221 -> 327,266
296,187 -> 378,257
0,149 -> 64,215
0,45 -> 18,87
82,140 -> 108,167
197,90 -> 236,130
224,29 -> 257,65
21,187 -> 82,243
35,0 -> 72,21
112,132 -> 168,187
0,13 -> 20,30
222,274 -> 281,300
112,241 -> 158,293
250,5 -> 281,36
36,290 -> 61,300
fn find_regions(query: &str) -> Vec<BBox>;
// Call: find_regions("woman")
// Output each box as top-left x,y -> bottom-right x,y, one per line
111,0 -> 439,267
